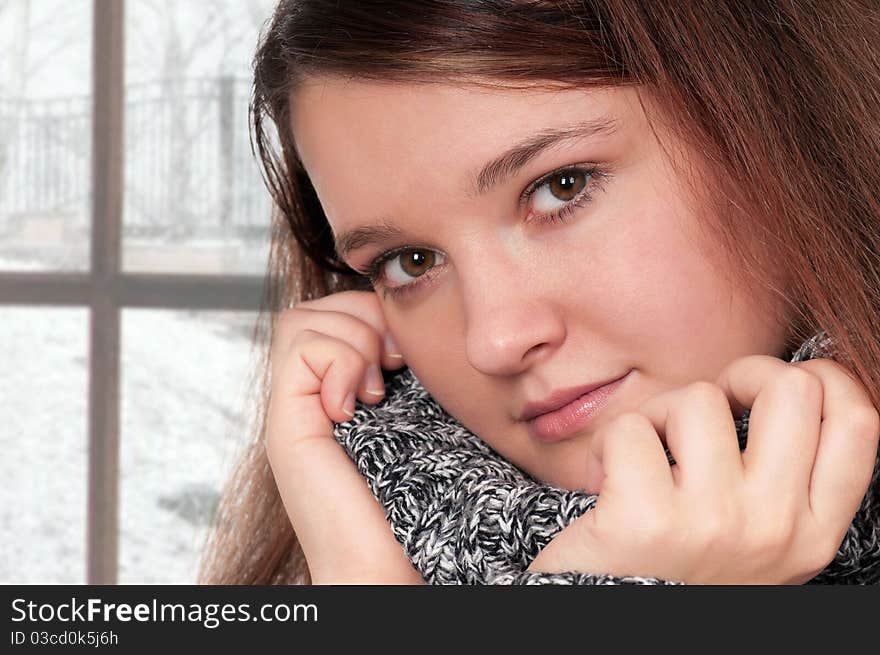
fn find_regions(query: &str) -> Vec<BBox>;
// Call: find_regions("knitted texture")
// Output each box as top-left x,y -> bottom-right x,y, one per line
333,333 -> 880,584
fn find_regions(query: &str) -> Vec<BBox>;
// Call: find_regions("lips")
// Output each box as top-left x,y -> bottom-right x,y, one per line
520,371 -> 631,443
519,374 -> 627,422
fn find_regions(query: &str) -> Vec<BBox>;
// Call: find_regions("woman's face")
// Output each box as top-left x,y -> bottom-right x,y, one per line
290,77 -> 789,492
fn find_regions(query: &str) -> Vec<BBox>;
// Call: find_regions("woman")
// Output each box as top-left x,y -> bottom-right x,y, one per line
198,0 -> 880,584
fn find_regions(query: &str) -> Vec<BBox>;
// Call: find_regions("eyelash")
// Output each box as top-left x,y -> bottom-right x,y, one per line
361,164 -> 608,302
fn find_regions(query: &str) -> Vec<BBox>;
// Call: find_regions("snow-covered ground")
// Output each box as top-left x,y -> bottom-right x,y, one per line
0,0 -> 281,583
0,255 -> 262,583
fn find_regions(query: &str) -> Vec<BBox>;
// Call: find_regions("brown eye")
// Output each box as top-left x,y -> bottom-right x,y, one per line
398,249 -> 435,278
527,166 -> 599,221
547,170 -> 587,201
378,248 -> 447,294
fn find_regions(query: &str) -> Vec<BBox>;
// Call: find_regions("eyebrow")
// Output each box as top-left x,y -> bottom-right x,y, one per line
333,116 -> 617,261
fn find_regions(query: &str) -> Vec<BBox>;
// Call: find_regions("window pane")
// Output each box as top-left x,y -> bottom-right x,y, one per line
120,309 -> 256,583
0,1 -> 92,271
122,1 -> 276,275
0,307 -> 88,583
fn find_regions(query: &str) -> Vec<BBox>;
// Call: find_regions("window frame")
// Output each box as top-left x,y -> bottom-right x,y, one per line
0,1 -> 264,583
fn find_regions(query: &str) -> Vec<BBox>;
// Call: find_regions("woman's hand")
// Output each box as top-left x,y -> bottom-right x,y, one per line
527,355 -> 880,584
264,290 -> 423,584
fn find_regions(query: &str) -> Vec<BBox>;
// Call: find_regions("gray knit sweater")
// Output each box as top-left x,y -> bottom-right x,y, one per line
333,333 -> 880,584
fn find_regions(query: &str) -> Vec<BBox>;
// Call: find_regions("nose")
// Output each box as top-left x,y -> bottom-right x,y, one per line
461,251 -> 566,377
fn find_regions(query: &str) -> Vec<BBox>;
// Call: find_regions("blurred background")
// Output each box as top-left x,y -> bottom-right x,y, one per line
0,0 -> 279,583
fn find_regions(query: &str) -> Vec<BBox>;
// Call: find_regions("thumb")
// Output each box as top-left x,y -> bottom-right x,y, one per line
525,511 -> 610,575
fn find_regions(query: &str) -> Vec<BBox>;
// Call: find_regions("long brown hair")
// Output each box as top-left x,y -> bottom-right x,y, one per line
198,0 -> 880,584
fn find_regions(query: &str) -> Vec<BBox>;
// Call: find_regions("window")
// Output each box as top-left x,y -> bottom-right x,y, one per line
0,0 -> 276,583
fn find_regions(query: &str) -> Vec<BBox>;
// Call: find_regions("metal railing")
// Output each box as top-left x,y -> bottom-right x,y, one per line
1,76 -> 269,240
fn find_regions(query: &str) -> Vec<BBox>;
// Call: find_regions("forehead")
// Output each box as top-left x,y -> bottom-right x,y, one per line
290,76 -> 639,165
288,78 -> 646,239
290,77 -> 621,126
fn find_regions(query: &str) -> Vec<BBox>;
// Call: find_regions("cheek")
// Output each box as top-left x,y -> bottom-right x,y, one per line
384,294 -> 512,442
569,199 -> 778,382
627,216 -> 724,338
383,294 -> 472,408
564,202 -> 717,333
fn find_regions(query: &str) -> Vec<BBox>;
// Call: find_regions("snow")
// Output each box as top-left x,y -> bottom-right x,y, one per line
0,0 -> 280,583
0,269 -> 261,583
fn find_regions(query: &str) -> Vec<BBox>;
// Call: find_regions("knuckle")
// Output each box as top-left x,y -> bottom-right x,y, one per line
797,358 -> 869,399
693,498 -> 744,553
340,319 -> 382,361
632,508 -> 672,545
684,380 -> 728,407
693,514 -> 725,552
324,289 -> 381,315
272,327 -> 316,365
333,289 -> 369,300
290,327 -> 323,348
795,357 -> 846,380
778,366 -> 823,401
276,306 -> 382,365
749,514 -> 796,560
286,329 -> 364,372
610,411 -> 653,433
337,341 -> 368,370
804,539 -> 837,577
274,307 -> 302,338
698,508 -> 739,551
814,531 -> 844,571
848,404 -> 880,442
741,354 -> 778,366
719,354 -> 775,378
793,522 -> 841,580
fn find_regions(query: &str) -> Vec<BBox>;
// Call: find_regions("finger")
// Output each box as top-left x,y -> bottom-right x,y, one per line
591,412 -> 675,500
265,330 -> 421,583
295,329 -> 379,423
714,355 -> 822,505
271,329 -> 368,434
285,305 -> 404,373
294,290 -> 406,368
791,358 -> 880,531
278,309 -> 390,404
637,382 -> 743,493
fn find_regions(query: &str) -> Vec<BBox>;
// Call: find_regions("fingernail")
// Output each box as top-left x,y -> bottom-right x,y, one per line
364,364 -> 385,396
342,391 -> 355,417
384,332 -> 403,358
